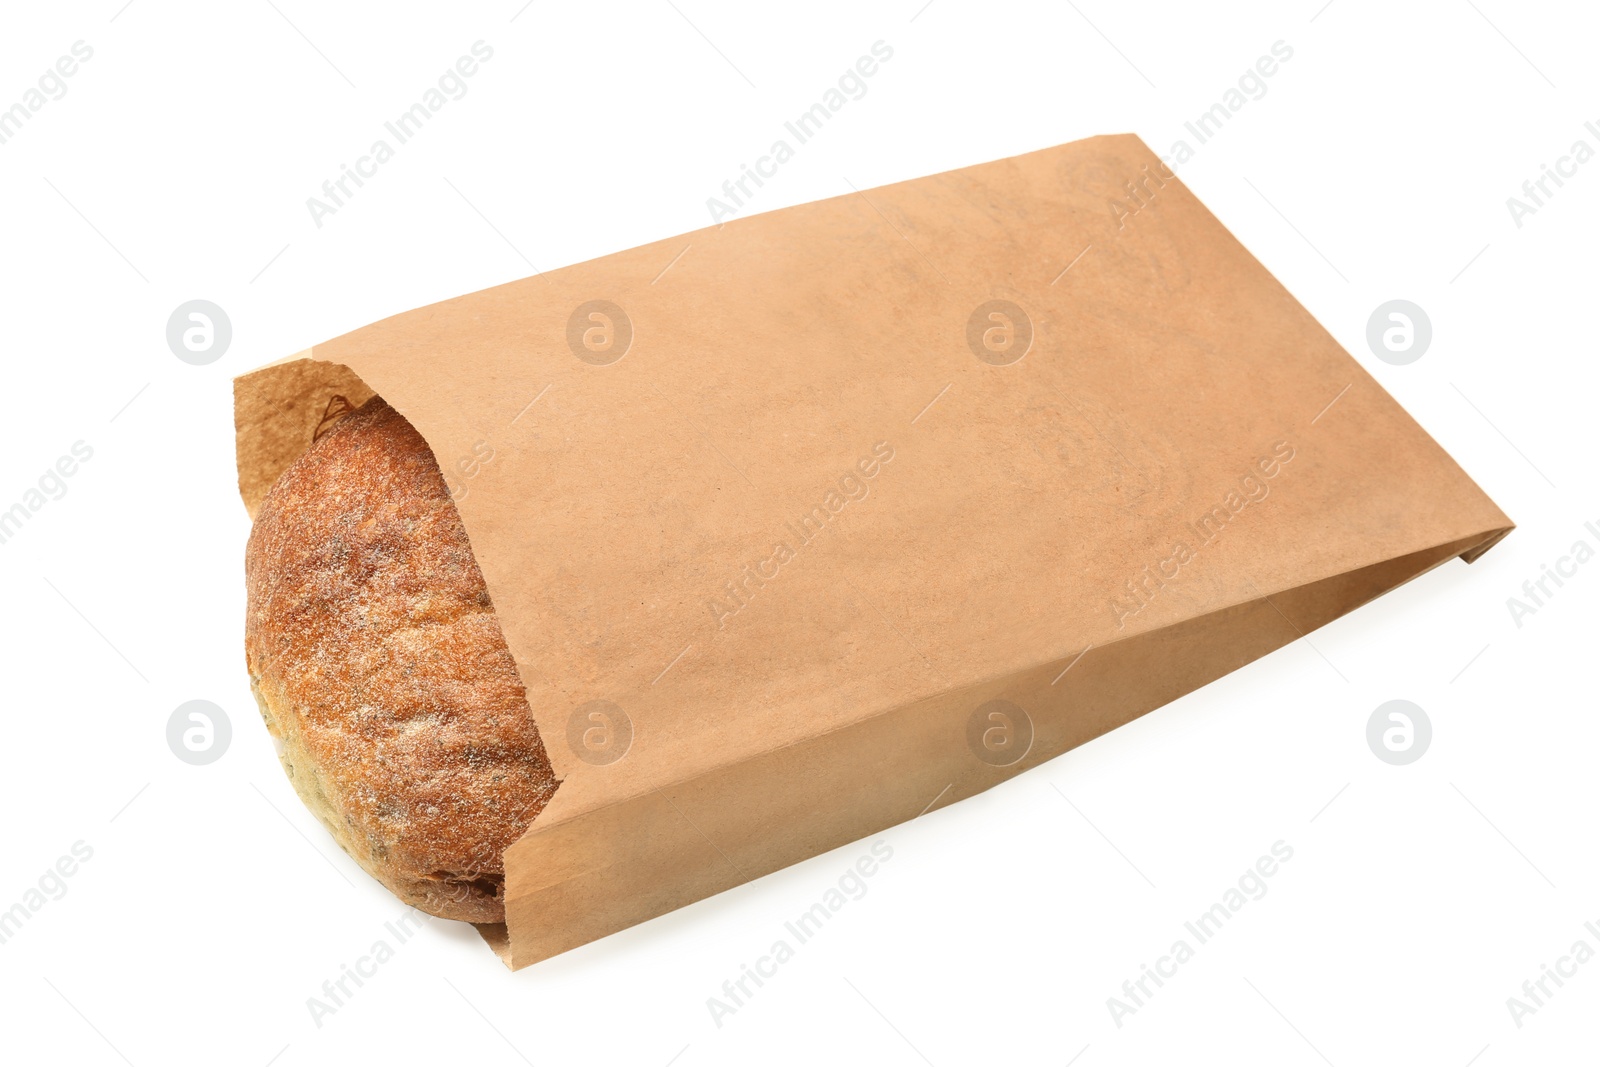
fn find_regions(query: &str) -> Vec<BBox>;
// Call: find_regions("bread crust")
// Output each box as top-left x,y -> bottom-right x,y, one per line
244,397 -> 557,922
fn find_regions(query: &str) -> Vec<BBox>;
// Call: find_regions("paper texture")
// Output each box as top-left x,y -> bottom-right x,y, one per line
234,133 -> 1511,968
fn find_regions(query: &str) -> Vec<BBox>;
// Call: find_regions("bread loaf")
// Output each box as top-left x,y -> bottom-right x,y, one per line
244,396 -> 557,922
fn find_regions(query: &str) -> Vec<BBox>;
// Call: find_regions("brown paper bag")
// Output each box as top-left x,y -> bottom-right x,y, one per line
234,133 -> 1511,968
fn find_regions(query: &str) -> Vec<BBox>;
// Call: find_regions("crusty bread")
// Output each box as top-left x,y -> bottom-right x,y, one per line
244,396 -> 557,922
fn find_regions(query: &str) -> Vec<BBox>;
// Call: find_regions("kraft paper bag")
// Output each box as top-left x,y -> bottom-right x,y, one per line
234,133 -> 1512,968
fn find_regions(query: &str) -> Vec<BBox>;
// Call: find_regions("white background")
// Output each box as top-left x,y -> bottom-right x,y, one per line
0,1 -> 1595,1064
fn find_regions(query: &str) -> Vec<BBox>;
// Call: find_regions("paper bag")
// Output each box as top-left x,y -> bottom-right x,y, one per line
234,133 -> 1512,968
